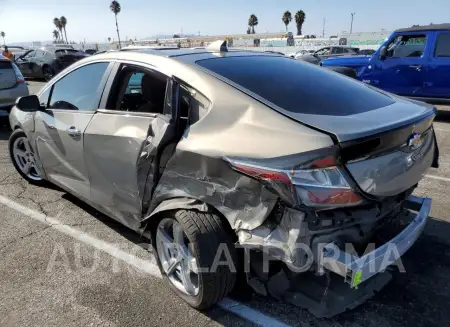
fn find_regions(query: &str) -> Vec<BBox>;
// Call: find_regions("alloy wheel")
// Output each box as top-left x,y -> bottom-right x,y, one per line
12,136 -> 42,181
43,67 -> 53,81
156,218 -> 200,296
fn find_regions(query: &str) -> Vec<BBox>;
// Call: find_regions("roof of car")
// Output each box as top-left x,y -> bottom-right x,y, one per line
40,46 -> 79,52
89,47 -> 282,64
396,23 -> 450,32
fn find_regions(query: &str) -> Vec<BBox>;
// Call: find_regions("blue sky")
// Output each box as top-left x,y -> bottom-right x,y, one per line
0,0 -> 449,43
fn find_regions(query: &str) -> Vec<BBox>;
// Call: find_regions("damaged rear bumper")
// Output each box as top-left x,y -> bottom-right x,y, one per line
320,195 -> 430,288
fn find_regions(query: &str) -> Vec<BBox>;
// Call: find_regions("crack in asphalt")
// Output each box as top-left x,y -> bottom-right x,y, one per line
1,225 -> 52,250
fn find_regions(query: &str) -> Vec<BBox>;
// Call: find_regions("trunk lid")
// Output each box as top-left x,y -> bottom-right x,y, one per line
0,60 -> 17,89
341,111 -> 436,197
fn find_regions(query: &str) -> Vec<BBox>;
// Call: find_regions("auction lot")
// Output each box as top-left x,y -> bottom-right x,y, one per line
1,81 -> 450,327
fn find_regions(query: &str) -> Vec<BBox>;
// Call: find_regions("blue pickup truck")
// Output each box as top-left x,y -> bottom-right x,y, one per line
320,24 -> 450,101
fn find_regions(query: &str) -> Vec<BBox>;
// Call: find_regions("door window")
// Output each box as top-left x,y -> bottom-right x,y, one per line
315,47 -> 331,55
332,47 -> 343,54
22,50 -> 35,59
109,66 -> 168,114
386,34 -> 427,58
434,33 -> 450,57
35,50 -> 45,58
48,62 -> 109,111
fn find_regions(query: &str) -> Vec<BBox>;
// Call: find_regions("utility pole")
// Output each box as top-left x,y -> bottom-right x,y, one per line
322,18 -> 326,38
350,13 -> 355,34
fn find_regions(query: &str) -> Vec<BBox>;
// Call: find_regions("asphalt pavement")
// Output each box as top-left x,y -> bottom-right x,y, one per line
1,81 -> 450,327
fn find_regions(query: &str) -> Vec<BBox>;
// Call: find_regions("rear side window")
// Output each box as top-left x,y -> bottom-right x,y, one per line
434,33 -> 450,57
49,62 -> 109,111
196,56 -> 394,116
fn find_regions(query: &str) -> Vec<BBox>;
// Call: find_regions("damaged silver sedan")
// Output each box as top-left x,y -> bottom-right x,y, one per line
8,41 -> 439,317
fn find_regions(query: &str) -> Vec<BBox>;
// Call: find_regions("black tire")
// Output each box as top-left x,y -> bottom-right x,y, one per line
42,66 -> 54,82
154,210 -> 237,310
325,66 -> 358,79
9,129 -> 46,185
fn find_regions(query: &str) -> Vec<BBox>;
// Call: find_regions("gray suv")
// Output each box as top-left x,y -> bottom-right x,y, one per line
0,55 -> 29,111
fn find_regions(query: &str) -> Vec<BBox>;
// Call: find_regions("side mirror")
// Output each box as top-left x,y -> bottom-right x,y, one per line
379,46 -> 387,60
16,95 -> 41,112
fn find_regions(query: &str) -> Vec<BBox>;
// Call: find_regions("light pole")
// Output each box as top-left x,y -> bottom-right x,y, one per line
350,13 -> 355,34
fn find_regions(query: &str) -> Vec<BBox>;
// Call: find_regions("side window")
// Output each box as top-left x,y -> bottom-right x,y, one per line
434,33 -> 450,57
316,47 -> 330,55
23,50 -> 35,59
125,72 -> 144,95
332,47 -> 343,54
386,34 -> 427,58
35,50 -> 45,58
178,84 -> 210,125
109,67 -> 168,114
49,62 -> 109,111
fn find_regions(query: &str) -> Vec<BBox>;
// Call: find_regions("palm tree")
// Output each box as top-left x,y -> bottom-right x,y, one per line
53,18 -> 63,43
0,32 -> 5,46
60,16 -> 68,43
248,14 -> 258,34
282,11 -> 292,32
53,30 -> 60,43
110,1 -> 122,48
295,10 -> 306,36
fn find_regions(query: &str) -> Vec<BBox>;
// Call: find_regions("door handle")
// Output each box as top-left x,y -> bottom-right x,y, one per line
66,126 -> 81,137
409,65 -> 422,71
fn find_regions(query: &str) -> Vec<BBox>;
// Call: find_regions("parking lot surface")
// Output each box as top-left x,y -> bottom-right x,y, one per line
1,81 -> 450,327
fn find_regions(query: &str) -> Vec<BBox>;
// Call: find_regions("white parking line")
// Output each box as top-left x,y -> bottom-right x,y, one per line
0,194 -> 292,327
425,174 -> 450,182
433,127 -> 450,132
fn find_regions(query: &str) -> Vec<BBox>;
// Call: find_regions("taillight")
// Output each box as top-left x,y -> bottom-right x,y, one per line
224,149 -> 362,209
12,63 -> 25,83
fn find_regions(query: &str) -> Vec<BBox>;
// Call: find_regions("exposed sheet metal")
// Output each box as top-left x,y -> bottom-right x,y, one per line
237,208 -> 312,269
145,149 -> 278,230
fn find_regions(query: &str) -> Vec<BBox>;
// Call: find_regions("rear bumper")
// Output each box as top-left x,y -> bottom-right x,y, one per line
321,195 -> 430,288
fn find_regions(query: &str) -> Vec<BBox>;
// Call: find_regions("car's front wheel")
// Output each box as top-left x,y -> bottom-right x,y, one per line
42,66 -> 54,82
9,129 -> 45,185
154,210 -> 237,309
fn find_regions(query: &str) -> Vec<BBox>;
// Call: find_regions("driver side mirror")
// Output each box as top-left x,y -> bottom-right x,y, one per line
16,95 -> 42,112
379,46 -> 387,60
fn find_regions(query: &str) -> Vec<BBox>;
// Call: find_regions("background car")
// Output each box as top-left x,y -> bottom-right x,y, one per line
297,45 -> 360,64
286,49 -> 314,58
84,49 -> 98,55
15,47 -> 87,81
0,54 -> 28,113
1,45 -> 29,61
359,49 -> 376,56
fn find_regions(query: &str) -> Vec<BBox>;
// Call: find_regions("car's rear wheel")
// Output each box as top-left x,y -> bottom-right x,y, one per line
9,129 -> 45,185
43,66 -> 54,82
154,210 -> 237,309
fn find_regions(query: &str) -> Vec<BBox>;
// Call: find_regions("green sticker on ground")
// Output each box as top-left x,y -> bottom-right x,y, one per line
352,271 -> 363,288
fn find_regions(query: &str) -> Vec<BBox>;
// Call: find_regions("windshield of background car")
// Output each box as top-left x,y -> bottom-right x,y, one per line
196,56 -> 394,116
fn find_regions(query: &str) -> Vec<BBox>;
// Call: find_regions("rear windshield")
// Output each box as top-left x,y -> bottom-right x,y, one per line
196,56 -> 394,116
0,61 -> 12,69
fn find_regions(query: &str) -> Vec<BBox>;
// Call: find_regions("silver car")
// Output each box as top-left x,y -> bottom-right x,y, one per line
8,41 -> 439,317
0,55 -> 29,112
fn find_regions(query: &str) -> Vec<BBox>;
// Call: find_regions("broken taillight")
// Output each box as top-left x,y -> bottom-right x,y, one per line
225,150 -> 362,209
